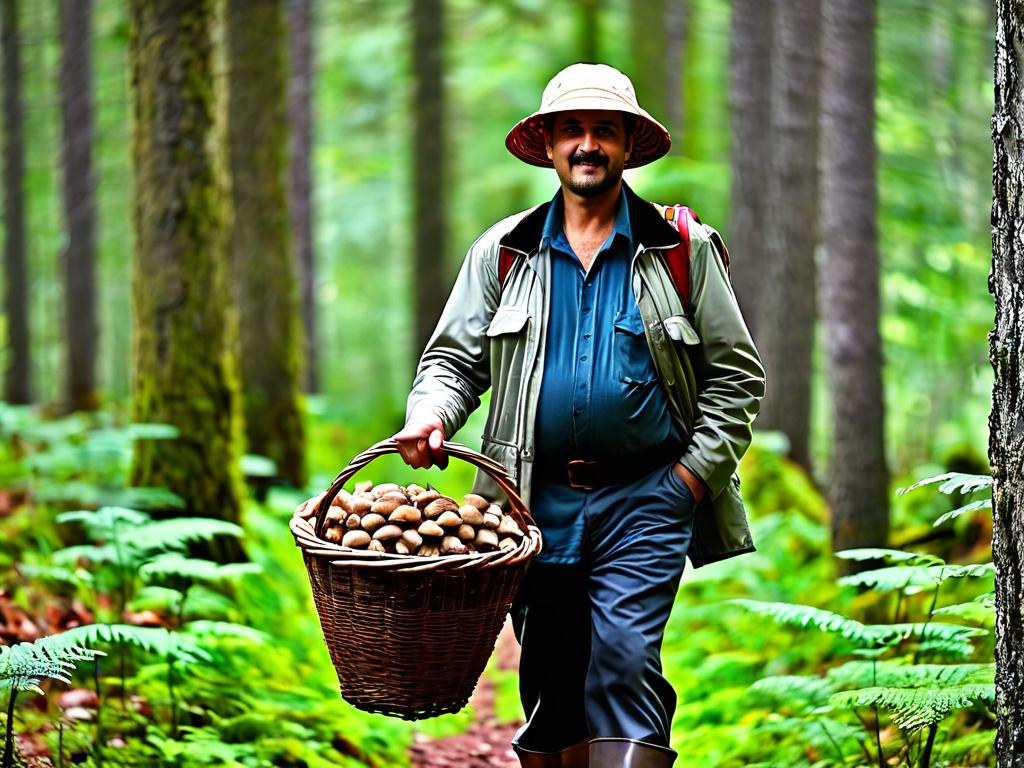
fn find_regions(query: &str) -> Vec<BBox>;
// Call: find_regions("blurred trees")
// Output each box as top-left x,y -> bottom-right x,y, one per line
287,0 -> 317,395
990,1 -> 1023,762
59,0 -> 99,413
820,0 -> 889,565
412,0 -> 448,361
226,0 -> 307,488
726,0 -> 772,337
756,0 -> 822,473
2,0 -> 29,405
129,0 -> 243,523
630,0 -> 689,147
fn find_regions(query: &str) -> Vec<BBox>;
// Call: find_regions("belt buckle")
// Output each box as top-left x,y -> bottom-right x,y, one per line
566,459 -> 598,491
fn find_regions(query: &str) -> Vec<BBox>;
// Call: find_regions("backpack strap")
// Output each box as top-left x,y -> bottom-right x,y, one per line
662,204 -> 700,312
498,246 -> 518,288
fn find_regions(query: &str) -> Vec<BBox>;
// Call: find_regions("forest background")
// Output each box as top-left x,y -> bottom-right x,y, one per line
0,0 -> 1003,767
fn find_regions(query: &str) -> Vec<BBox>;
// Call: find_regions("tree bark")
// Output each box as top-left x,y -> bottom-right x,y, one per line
991,2 -> 1024,763
129,0 -> 244,524
2,0 -> 30,405
820,0 -> 889,570
727,0 -> 773,339
663,0 -> 687,146
287,0 -> 317,395
412,0 -> 448,362
59,0 -> 100,413
227,0 -> 307,488
755,0 -> 822,473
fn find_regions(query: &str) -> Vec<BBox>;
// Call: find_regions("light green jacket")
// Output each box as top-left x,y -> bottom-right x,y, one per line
407,183 -> 766,567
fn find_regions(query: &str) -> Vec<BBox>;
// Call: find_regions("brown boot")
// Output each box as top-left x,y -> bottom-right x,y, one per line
514,740 -> 590,768
587,738 -> 676,768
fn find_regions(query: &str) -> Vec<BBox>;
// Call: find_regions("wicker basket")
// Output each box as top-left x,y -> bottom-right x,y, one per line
290,438 -> 542,720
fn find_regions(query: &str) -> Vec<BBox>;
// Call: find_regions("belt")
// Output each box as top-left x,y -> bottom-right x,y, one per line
535,442 -> 682,491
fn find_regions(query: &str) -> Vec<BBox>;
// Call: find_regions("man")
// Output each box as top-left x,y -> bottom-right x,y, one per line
394,64 -> 764,768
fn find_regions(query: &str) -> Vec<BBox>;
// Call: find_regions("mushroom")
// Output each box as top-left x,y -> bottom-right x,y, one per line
355,481 -> 374,494
348,497 -> 373,515
368,540 -> 386,552
424,498 -> 459,519
389,505 -> 422,525
370,497 -> 403,515
463,493 -> 490,510
418,520 -> 445,538
456,524 -> 476,542
497,515 -> 523,537
360,513 -> 387,532
436,510 -> 463,528
498,537 -> 518,553
342,530 -> 371,548
345,513 -> 362,530
401,529 -> 423,550
475,528 -> 499,550
324,527 -> 343,543
459,505 -> 485,526
482,512 -> 501,530
372,524 -> 403,541
418,543 -> 440,558
441,536 -> 469,555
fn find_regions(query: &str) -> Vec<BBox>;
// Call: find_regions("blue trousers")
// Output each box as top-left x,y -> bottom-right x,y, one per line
510,461 -> 697,751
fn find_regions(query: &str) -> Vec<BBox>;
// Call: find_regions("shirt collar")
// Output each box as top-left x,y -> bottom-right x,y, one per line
540,186 -> 633,250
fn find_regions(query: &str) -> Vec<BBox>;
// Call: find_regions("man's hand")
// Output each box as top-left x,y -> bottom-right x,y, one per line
673,462 -> 706,504
393,419 -> 448,470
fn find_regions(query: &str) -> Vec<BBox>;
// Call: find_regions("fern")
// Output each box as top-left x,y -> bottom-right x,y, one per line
898,472 -> 992,497
135,518 -> 244,554
139,554 -> 261,583
838,562 -> 994,593
61,624 -> 210,664
57,506 -> 150,535
827,660 -> 993,690
932,600 -> 995,627
831,681 -> 994,730
934,498 -> 992,526
727,600 -> 902,646
185,621 -> 268,644
834,548 -> 943,566
0,634 -> 105,695
16,564 -> 93,587
747,674 -> 837,709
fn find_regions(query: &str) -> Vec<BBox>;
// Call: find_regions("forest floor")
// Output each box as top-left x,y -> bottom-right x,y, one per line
409,620 -> 522,768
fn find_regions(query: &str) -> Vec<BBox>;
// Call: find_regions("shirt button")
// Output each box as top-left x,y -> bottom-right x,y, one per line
584,334 -> 591,340
574,408 -> 583,415
580,355 -> 588,361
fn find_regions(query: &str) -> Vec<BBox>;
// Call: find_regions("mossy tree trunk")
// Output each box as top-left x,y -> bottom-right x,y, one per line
820,0 -> 889,571
630,0 -> 688,149
226,0 -> 307,488
287,0 -> 317,395
991,1 -> 1024,762
2,0 -> 30,405
756,0 -> 822,473
129,0 -> 244,524
60,0 -> 100,413
412,0 -> 448,362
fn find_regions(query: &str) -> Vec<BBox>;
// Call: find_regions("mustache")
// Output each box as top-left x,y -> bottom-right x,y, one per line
570,151 -> 608,166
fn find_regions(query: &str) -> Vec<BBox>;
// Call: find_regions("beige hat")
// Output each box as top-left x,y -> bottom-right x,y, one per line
505,63 -> 671,169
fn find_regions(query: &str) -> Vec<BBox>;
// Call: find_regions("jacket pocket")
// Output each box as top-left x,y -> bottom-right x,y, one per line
613,309 -> 658,384
663,314 -> 701,346
486,305 -> 529,337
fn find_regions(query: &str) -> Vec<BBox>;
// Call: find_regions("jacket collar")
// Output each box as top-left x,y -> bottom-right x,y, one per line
500,181 -> 682,254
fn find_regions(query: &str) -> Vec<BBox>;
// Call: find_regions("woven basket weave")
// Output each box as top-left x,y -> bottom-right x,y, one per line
291,438 -> 541,720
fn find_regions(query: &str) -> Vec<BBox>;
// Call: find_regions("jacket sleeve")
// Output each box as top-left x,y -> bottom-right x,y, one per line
405,231 -> 502,439
679,223 -> 766,498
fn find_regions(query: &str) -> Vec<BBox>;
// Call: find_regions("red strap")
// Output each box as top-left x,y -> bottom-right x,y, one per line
498,246 -> 517,287
664,205 -> 699,311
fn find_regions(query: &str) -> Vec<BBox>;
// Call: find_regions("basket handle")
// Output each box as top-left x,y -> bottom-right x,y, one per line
313,439 -> 535,540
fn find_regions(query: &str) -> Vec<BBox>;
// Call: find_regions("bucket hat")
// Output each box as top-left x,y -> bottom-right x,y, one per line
505,63 -> 671,169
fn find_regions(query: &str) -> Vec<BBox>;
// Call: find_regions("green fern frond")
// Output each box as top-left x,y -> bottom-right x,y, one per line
886,623 -> 988,657
727,600 -> 901,646
935,499 -> 992,526
125,423 -> 180,441
185,621 -> 268,643
16,564 -> 93,586
56,505 -> 151,533
827,660 -> 993,690
830,682 -> 994,730
839,562 -> 994,593
62,624 -> 210,664
932,601 -> 995,627
898,472 -> 992,497
0,633 -> 105,695
140,553 -> 261,583
747,674 -> 837,708
135,518 -> 245,553
834,548 -> 944,566
51,543 -> 122,567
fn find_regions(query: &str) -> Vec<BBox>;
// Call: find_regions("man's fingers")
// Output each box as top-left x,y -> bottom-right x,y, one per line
428,429 -> 443,451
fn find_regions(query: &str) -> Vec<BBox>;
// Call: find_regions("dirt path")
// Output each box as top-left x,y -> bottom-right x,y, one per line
409,620 -> 523,768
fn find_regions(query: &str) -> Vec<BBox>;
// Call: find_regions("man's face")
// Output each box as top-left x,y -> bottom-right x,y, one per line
544,110 -> 632,199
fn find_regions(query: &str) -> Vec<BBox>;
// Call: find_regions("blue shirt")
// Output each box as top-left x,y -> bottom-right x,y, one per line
531,188 -> 684,563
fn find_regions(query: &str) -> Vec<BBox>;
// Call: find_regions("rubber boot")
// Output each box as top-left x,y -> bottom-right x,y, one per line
514,740 -> 590,768
587,738 -> 676,768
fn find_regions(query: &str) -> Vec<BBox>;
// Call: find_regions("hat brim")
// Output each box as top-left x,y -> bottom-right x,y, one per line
505,97 -> 671,169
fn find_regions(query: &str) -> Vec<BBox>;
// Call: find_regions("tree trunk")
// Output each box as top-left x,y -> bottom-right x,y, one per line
2,0 -> 30,405
663,0 -> 687,147
578,0 -> 600,63
227,0 -> 307,488
991,2 -> 1024,763
59,0 -> 99,413
287,0 -> 317,395
820,0 -> 889,571
755,0 -> 822,473
411,0 -> 448,362
726,0 -> 773,339
129,0 -> 244,524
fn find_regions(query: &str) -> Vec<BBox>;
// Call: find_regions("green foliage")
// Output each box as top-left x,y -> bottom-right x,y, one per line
727,600 -> 903,647
0,634 -> 104,696
61,624 -> 209,664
